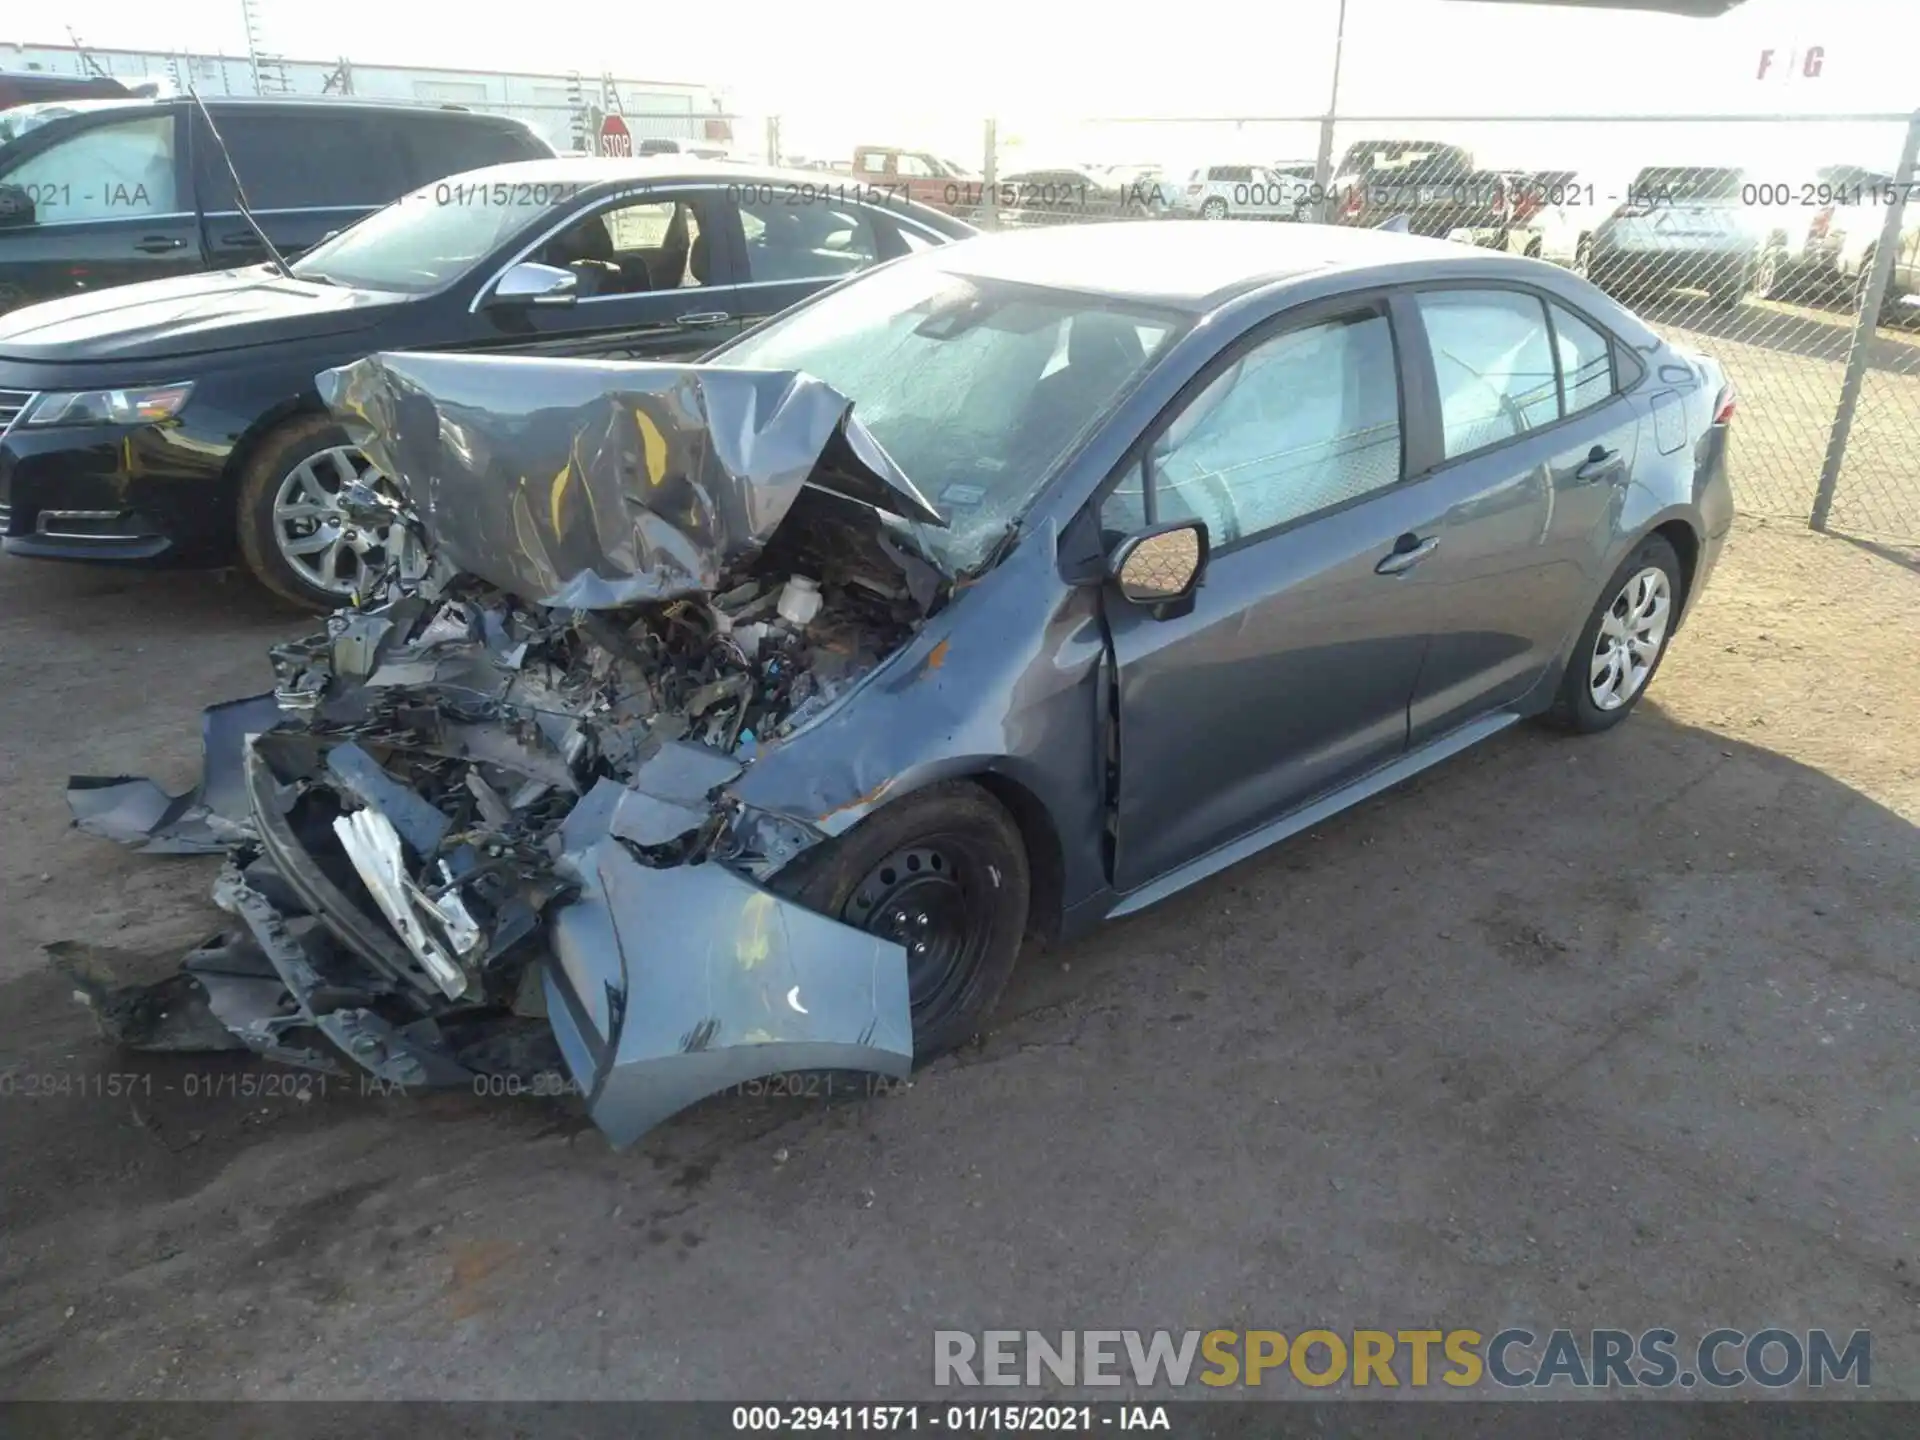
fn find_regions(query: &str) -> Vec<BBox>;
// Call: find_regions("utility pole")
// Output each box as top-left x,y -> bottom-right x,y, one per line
241,0 -> 290,94
1312,0 -> 1349,222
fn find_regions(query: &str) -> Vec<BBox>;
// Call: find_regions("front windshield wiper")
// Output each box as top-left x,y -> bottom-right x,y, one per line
188,87 -> 293,279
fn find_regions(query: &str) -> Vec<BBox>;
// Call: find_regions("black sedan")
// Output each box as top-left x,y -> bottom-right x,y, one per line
0,159 -> 972,608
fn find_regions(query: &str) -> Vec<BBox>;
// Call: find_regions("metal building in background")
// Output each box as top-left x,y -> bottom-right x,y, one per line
0,39 -> 721,155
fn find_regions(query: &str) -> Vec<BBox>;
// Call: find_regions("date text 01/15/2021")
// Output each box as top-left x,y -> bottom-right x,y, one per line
732,1405 -> 1171,1431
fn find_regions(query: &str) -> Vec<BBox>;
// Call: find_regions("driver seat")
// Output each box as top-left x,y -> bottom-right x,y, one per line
1009,312 -> 1147,463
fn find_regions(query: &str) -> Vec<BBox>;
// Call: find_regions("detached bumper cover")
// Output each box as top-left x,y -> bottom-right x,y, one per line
66,693 -> 288,854
546,836 -> 912,1150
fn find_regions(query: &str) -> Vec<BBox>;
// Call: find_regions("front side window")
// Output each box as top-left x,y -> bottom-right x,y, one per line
1416,289 -> 1559,459
714,259 -> 1182,571
529,197 -> 709,293
896,154 -> 935,178
0,114 -> 177,221
1102,314 -> 1403,546
740,199 -> 878,283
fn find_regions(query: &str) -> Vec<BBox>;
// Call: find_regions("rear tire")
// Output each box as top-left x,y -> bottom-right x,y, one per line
1544,534 -> 1683,735
1200,197 -> 1229,220
775,782 -> 1029,1061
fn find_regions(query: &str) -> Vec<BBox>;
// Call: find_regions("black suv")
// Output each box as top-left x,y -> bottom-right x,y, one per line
0,96 -> 553,312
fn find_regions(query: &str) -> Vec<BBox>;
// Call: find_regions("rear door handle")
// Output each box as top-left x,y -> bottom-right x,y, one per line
1575,445 -> 1623,484
221,230 -> 264,246
675,311 -> 731,328
1376,534 -> 1439,575
134,235 -> 187,253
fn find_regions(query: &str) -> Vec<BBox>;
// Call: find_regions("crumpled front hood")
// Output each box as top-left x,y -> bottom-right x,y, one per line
317,352 -> 946,610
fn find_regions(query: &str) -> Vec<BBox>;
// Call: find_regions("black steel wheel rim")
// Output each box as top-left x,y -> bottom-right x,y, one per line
843,840 -> 992,1026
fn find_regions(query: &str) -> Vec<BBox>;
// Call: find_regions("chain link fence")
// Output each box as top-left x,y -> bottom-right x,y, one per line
827,111 -> 1920,544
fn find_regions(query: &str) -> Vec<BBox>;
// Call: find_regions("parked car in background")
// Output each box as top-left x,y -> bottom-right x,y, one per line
1748,164 -> 1894,304
1579,166 -> 1760,309
0,95 -> 555,313
995,167 -> 1160,225
1449,168 -> 1576,252
637,138 -> 730,160
1091,163 -> 1175,215
851,144 -> 978,214
1329,139 -> 1515,238
1167,162 -> 1317,221
0,158 -> 973,608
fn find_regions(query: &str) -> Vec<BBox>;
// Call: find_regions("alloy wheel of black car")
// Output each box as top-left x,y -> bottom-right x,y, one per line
777,781 -> 1030,1059
237,414 -> 420,612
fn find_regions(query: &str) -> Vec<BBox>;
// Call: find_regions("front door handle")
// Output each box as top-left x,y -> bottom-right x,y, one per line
135,235 -> 187,253
1574,445 -> 1623,484
675,311 -> 731,328
1376,534 -> 1439,575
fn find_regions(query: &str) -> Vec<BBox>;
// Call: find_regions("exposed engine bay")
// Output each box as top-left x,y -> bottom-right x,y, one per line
62,355 -> 942,1145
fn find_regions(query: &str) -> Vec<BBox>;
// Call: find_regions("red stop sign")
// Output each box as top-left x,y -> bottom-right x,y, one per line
599,114 -> 631,157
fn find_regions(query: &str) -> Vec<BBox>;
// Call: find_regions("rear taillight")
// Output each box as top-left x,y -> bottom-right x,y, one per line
1808,206 -> 1833,240
1712,384 -> 1736,425
1342,187 -> 1363,217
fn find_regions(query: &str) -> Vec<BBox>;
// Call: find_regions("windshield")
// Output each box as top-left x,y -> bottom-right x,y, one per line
290,183 -> 565,293
712,258 -> 1184,571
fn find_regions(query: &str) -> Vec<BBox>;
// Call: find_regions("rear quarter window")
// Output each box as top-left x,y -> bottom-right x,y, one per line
398,116 -> 551,186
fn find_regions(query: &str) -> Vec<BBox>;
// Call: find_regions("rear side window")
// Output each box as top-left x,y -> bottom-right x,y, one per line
0,113 -> 178,219
1416,289 -> 1558,458
1548,302 -> 1614,416
740,199 -> 880,282
398,116 -> 548,186
1103,313 -> 1403,546
197,109 -> 407,210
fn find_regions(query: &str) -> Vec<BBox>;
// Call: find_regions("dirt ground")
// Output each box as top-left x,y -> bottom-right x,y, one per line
0,519 -> 1914,1401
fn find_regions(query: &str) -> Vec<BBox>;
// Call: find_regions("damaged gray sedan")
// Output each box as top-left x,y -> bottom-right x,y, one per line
65,223 -> 1734,1147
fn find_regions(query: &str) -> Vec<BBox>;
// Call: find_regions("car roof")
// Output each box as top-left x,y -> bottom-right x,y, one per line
922,221 -> 1487,310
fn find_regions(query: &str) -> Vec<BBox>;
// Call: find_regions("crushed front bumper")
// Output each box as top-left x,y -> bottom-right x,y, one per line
70,726 -> 915,1147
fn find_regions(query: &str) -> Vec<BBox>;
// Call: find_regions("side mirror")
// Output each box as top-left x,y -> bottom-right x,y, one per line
1107,519 -> 1208,607
487,261 -> 579,308
0,184 -> 35,229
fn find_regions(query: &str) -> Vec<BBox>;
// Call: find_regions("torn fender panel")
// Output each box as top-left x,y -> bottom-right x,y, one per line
544,839 -> 912,1149
66,693 -> 289,854
317,353 -> 945,610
